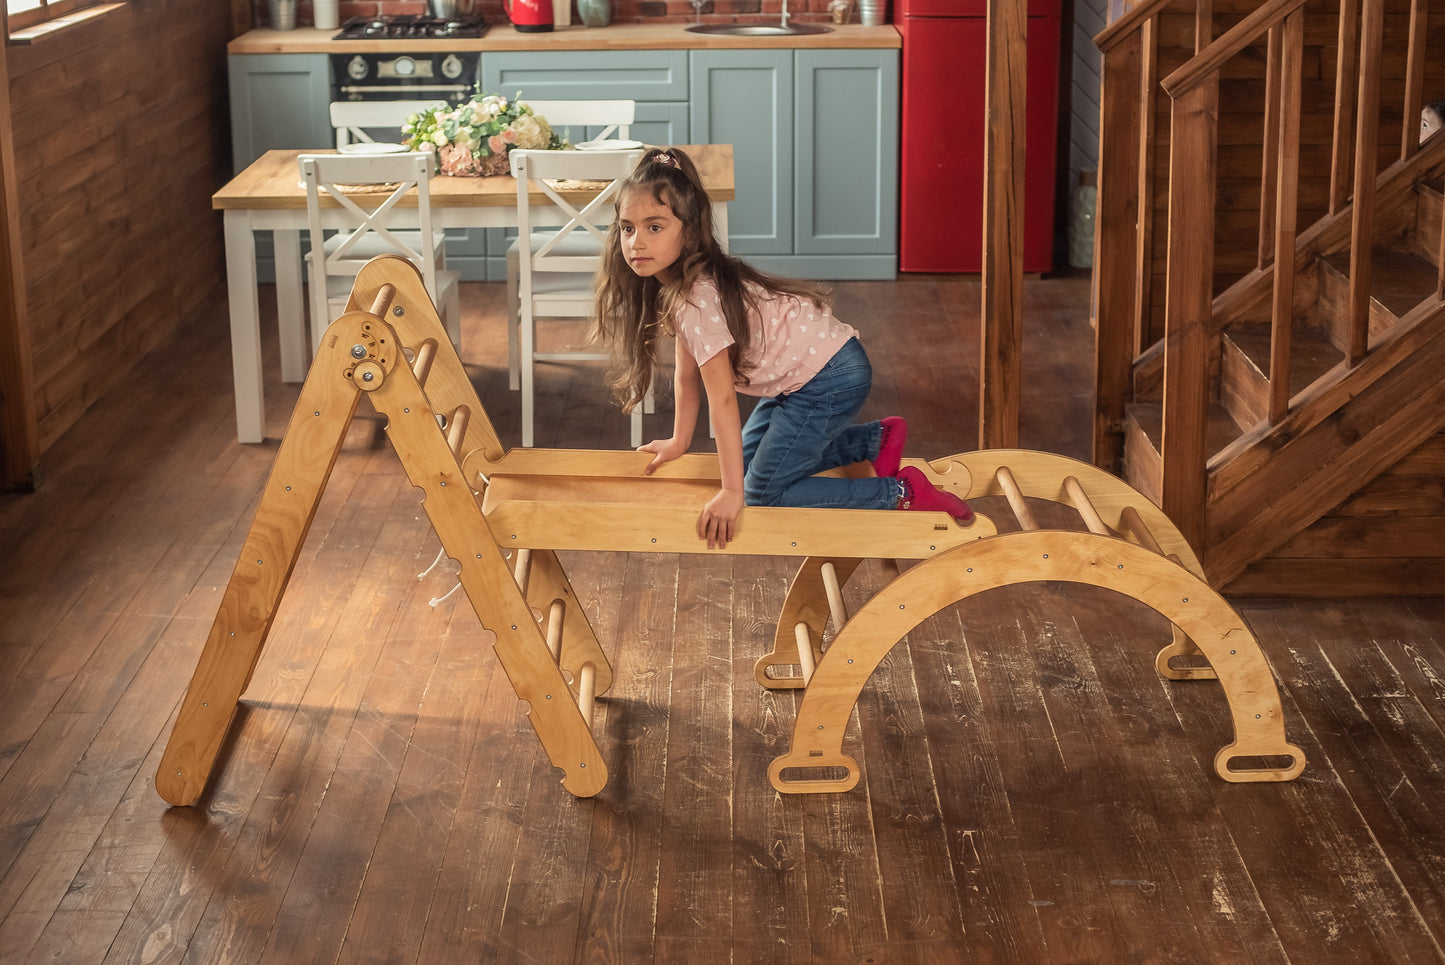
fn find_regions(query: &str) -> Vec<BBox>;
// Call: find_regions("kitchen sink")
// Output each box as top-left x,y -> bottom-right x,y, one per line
685,23 -> 833,36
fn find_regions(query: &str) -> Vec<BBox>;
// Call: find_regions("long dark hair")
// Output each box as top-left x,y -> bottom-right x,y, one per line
591,147 -> 831,413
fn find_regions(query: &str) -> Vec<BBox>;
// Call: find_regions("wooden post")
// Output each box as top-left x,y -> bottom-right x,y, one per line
0,26 -> 39,493
1091,27 -> 1145,474
1267,10 -> 1304,424
979,0 -> 1027,451
1329,0 -> 1360,215
1347,0 -> 1383,366
1159,83 -> 1218,554
1401,0 -> 1427,160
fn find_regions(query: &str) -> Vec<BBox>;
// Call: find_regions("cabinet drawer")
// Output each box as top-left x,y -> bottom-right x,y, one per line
481,51 -> 689,102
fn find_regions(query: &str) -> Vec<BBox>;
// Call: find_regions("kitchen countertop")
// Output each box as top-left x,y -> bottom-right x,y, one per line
227,22 -> 901,54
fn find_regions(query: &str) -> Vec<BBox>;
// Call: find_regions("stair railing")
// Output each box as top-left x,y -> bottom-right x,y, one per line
1091,0 -> 1436,553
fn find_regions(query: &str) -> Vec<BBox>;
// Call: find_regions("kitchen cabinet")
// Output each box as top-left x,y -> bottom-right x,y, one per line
229,54 -> 333,172
794,50 -> 898,278
690,50 -> 794,257
691,48 -> 898,279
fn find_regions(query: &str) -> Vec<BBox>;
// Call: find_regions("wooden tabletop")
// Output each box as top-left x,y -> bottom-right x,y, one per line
212,144 -> 735,211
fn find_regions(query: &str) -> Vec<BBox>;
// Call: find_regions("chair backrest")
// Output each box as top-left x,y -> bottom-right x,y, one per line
509,148 -> 645,285
330,100 -> 441,147
298,152 -> 441,293
522,99 -> 635,143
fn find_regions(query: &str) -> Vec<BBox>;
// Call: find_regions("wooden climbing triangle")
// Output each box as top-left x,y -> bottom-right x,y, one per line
155,256 -> 1304,807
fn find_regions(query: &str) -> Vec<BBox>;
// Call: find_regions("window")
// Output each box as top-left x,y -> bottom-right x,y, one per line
7,0 -> 99,32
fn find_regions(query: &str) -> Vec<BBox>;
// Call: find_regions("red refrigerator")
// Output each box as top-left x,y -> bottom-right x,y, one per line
896,0 -> 1062,273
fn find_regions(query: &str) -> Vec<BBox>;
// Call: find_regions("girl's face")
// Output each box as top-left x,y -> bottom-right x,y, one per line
618,189 -> 686,282
1424,107 -> 1443,143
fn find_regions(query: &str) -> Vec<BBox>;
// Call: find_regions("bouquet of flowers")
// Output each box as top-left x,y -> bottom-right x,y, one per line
401,89 -> 568,177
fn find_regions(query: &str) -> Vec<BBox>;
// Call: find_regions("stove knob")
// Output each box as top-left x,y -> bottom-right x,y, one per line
440,54 -> 464,80
346,55 -> 369,81
393,56 -> 417,77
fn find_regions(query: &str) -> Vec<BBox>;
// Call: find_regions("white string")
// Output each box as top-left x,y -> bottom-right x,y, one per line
428,581 -> 463,608
417,546 -> 449,580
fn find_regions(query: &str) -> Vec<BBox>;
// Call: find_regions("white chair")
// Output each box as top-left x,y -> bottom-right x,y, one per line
330,100 -> 440,148
510,146 -> 645,448
299,152 -> 461,356
505,100 -> 637,392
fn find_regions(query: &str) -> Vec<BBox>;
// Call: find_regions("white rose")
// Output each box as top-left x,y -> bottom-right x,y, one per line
509,114 -> 552,150
431,130 -> 448,147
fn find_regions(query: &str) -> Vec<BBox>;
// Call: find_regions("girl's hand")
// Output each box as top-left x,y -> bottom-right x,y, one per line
639,437 -> 689,475
697,487 -> 744,549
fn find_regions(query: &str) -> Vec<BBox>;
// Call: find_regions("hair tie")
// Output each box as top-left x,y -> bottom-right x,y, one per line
652,152 -> 677,168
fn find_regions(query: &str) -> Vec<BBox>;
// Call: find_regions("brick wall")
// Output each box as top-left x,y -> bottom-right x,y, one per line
271,0 -> 849,28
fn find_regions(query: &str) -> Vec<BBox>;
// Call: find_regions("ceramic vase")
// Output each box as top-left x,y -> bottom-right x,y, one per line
578,0 -> 610,27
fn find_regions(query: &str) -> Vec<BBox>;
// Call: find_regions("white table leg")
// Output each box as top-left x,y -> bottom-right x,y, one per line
224,212 -> 265,444
274,229 -> 306,383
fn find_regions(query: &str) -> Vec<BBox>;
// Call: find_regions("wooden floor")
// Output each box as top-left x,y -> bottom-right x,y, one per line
2,274 -> 1444,964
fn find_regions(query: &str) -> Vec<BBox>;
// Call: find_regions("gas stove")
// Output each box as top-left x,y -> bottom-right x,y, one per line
332,15 -> 488,40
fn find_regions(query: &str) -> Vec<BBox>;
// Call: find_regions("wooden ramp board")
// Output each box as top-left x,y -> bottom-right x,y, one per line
480,463 -> 995,558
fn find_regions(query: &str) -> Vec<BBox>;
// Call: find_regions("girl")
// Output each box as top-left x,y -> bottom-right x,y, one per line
592,147 -> 974,549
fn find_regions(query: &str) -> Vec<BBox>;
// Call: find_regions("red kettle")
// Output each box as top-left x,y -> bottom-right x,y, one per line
505,0 -> 553,31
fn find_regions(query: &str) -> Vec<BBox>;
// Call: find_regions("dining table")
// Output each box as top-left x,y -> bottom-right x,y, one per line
211,144 -> 735,443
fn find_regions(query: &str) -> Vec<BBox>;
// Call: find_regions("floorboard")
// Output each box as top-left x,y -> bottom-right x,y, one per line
1,274 -> 1443,964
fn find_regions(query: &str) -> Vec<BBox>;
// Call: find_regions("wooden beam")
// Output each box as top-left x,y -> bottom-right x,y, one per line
0,14 -> 40,492
980,0 -> 1026,451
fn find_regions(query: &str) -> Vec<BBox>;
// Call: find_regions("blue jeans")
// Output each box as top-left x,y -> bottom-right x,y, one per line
741,337 -> 902,509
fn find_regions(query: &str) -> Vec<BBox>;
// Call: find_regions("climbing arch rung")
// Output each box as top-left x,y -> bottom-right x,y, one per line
1121,505 -> 1166,556
794,622 -> 817,685
1064,475 -> 1112,537
820,561 -> 849,631
995,465 -> 1037,530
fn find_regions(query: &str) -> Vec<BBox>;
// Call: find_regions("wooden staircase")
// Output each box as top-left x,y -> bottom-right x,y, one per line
1091,0 -> 1445,596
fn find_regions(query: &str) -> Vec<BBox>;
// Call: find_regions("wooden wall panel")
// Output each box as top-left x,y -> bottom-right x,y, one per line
6,1 -> 232,453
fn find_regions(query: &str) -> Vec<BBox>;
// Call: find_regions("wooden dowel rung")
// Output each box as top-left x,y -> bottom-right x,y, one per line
820,561 -> 849,631
794,622 -> 817,686
368,283 -> 396,319
1064,476 -> 1110,536
445,405 -> 470,457
545,599 -> 565,662
578,662 -> 597,727
995,466 -> 1038,530
1121,505 -> 1166,556
513,548 -> 533,595
411,338 -> 438,386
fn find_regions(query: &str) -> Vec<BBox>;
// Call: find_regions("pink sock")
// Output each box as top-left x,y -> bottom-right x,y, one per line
872,416 -> 907,478
897,466 -> 974,524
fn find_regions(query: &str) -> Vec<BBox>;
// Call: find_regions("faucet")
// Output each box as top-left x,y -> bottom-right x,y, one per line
780,0 -> 790,28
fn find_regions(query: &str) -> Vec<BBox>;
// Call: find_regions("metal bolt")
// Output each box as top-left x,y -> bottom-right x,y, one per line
362,371 -> 374,382
351,344 -> 367,359
393,306 -> 405,317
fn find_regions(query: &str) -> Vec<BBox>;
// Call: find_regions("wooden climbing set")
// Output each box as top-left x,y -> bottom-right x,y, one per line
155,256 -> 1305,806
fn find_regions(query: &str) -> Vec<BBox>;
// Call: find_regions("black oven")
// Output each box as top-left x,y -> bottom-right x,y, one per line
329,16 -> 486,105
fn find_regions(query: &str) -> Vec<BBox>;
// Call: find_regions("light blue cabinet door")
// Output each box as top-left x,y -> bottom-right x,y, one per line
690,50 -> 793,256
228,54 -> 332,173
482,50 -> 689,103
795,49 -> 899,258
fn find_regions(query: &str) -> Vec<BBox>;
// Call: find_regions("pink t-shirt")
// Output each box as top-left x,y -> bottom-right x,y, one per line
671,277 -> 859,397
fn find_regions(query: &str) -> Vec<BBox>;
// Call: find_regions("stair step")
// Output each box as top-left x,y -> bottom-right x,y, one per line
1322,247 -> 1440,326
1123,400 -> 1244,504
1219,322 -> 1343,428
